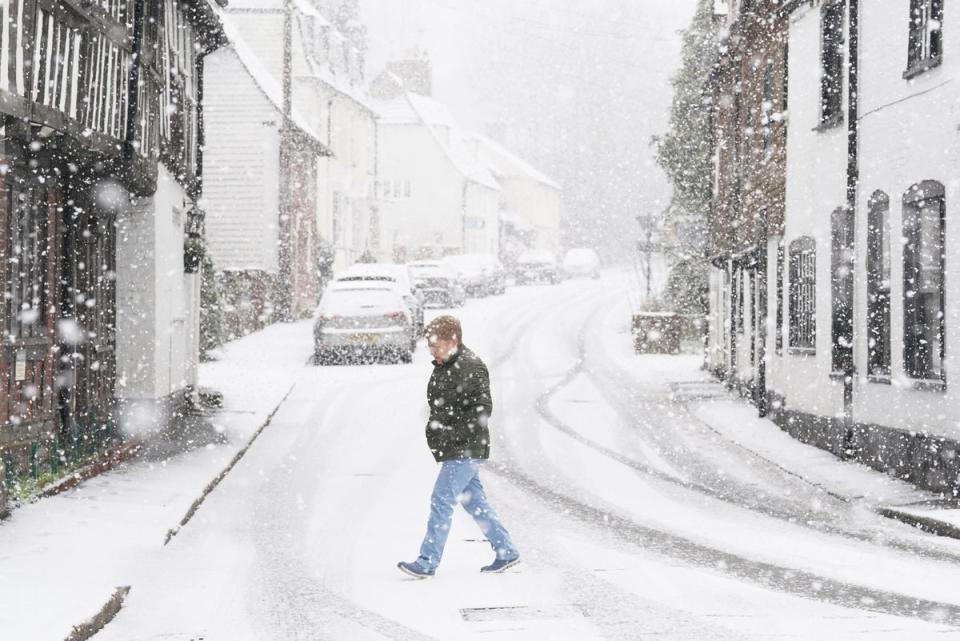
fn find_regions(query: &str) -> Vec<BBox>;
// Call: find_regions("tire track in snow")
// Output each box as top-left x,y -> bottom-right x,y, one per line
486,279 -> 960,629
575,299 -> 960,564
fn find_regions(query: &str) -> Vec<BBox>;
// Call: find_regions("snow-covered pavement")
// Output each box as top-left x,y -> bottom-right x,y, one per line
6,271 -> 960,640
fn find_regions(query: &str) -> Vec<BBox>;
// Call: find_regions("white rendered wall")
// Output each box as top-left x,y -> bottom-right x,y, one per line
499,177 -> 562,254
772,4 -> 849,418
378,122 -> 465,254
116,167 -> 197,411
851,0 -> 960,440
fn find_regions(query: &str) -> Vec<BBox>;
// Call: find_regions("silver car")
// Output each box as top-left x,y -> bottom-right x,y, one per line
332,263 -> 425,338
313,283 -> 415,364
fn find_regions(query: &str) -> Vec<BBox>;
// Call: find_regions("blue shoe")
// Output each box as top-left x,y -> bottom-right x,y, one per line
480,556 -> 520,573
397,560 -> 435,579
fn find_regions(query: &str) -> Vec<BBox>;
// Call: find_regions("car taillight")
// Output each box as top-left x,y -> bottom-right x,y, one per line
317,314 -> 340,322
385,311 -> 406,322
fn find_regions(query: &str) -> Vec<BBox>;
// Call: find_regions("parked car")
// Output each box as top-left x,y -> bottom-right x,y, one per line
563,248 -> 601,279
514,250 -> 562,285
408,260 -> 467,308
442,253 -> 507,296
332,263 -> 424,337
313,283 -> 415,364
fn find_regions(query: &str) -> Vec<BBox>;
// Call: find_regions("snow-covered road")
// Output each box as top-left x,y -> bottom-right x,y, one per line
92,272 -> 960,639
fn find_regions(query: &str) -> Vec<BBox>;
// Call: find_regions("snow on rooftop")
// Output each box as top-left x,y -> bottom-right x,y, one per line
293,0 -> 331,24
463,132 -> 561,191
404,93 -> 501,191
214,11 -> 328,150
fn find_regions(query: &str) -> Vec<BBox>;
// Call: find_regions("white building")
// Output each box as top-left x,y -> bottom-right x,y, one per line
373,78 -> 502,259
712,0 -> 960,493
463,133 -> 563,256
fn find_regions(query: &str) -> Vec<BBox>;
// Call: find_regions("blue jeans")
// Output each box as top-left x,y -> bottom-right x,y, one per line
417,459 -> 518,571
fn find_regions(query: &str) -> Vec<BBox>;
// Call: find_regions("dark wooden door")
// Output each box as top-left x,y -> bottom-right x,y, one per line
0,148 -> 60,461
60,192 -> 117,444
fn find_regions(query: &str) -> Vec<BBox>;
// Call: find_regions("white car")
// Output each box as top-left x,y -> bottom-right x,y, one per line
563,248 -> 601,279
313,283 -> 415,364
332,263 -> 424,337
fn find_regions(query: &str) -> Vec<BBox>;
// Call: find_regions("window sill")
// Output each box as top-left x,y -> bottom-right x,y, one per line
813,114 -> 843,132
788,347 -> 816,357
903,56 -> 942,80
909,377 -> 947,392
867,374 -> 892,385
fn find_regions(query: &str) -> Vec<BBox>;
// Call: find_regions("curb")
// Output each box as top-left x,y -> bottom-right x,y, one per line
876,507 -> 960,541
64,585 -> 131,641
163,383 -> 296,545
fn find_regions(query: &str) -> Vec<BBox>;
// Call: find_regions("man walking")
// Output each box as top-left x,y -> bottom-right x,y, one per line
398,315 -> 520,578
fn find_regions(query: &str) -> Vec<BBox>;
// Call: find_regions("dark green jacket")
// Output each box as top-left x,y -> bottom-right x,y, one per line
425,345 -> 492,462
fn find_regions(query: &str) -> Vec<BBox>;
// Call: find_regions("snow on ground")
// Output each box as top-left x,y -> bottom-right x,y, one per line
5,270 -> 960,640
0,320 -> 313,640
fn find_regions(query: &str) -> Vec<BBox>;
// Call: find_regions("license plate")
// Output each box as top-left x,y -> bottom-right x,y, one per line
347,334 -> 379,345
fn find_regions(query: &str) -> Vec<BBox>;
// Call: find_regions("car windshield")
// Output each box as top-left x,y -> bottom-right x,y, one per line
409,264 -> 445,278
336,275 -> 397,283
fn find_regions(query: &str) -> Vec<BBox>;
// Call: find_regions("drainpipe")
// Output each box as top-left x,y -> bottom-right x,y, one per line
843,0 -> 861,441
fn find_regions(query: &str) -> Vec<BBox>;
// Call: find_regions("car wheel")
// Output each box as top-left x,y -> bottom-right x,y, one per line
400,349 -> 413,363
314,351 -> 328,366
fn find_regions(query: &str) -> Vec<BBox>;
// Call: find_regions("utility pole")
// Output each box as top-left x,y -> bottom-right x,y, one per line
277,0 -> 294,322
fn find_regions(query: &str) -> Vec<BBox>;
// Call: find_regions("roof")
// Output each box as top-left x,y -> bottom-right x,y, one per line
403,93 -> 501,191
214,10 -> 333,157
463,133 -> 561,191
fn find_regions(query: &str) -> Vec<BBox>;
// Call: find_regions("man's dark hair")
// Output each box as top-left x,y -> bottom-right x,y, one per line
424,315 -> 462,344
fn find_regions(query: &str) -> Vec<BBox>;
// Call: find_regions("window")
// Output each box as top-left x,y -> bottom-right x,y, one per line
866,191 -> 891,378
819,1 -> 845,127
6,180 -> 52,340
775,241 -> 785,354
902,180 -> 945,383
831,207 -> 855,372
381,180 -> 411,200
789,237 -> 816,351
906,0 -> 943,76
